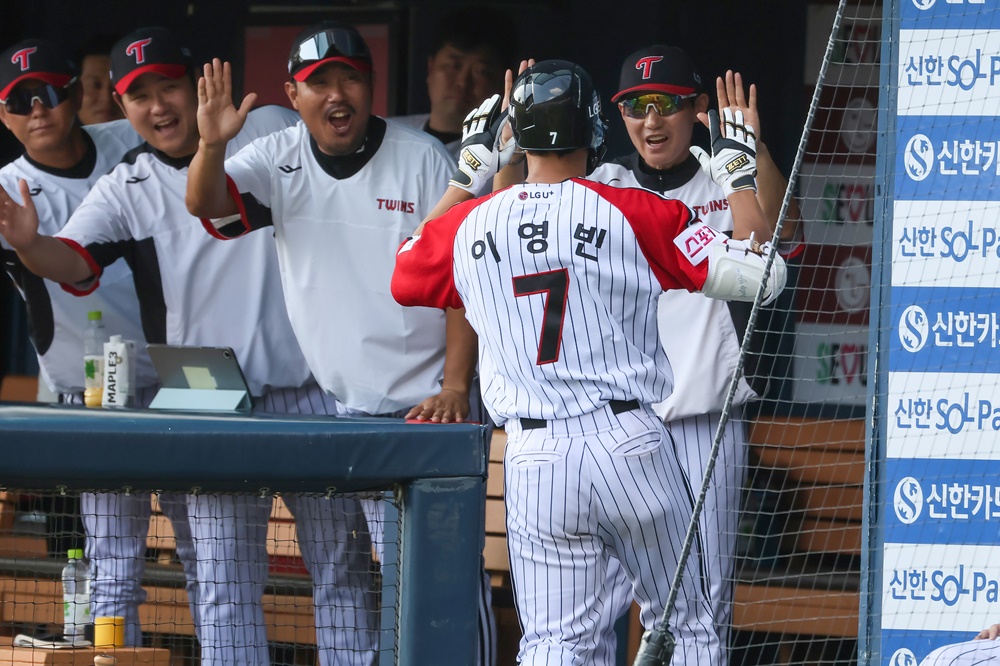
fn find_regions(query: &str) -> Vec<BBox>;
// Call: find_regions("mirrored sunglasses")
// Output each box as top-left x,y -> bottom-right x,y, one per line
1,79 -> 76,116
289,28 -> 369,73
619,93 -> 695,119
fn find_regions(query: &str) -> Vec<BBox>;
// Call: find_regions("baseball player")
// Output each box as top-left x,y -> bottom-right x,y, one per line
183,22 -> 494,666
920,625 -> 1000,666
76,35 -> 124,126
391,59 -> 787,664
587,45 -> 804,662
0,27 -> 376,666
0,37 -> 196,648
393,6 -> 514,158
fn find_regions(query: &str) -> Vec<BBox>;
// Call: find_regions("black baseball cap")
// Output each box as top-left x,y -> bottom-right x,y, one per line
110,27 -> 193,96
0,39 -> 77,101
288,21 -> 371,81
612,45 -> 705,103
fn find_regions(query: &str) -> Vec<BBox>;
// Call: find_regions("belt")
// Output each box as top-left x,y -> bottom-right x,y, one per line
520,399 -> 641,431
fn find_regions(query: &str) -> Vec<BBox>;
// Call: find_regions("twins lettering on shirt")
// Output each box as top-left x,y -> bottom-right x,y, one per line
376,198 -> 416,213
691,198 -> 729,217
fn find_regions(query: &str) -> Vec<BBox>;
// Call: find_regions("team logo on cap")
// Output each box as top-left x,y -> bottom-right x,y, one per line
11,47 -> 37,71
635,55 -> 663,80
125,38 -> 153,64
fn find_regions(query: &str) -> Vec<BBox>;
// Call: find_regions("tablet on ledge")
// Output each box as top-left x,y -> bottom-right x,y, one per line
146,344 -> 254,412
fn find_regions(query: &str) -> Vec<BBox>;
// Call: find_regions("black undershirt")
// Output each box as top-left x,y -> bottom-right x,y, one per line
23,128 -> 97,179
611,151 -> 701,194
310,117 -> 388,180
422,121 -> 460,147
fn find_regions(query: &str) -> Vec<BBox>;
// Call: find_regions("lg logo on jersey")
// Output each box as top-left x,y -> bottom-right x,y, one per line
517,190 -> 552,201
376,198 -> 416,213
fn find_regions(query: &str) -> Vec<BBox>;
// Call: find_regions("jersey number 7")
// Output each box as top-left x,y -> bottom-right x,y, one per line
513,268 -> 569,365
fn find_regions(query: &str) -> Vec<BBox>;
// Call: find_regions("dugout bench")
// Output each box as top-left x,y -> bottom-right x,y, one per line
0,403 -> 490,666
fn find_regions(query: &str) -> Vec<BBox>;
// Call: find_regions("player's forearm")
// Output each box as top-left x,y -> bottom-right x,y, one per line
18,235 -> 94,284
415,186 -> 475,235
728,190 -> 772,243
441,308 -> 478,395
186,142 -> 238,219
493,154 -> 526,191
755,142 -> 802,242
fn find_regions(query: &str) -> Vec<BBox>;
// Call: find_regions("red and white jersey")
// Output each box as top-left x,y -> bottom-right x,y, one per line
393,178 -> 723,425
55,106 -> 312,396
591,154 -> 785,420
209,118 -> 453,414
0,120 -> 154,395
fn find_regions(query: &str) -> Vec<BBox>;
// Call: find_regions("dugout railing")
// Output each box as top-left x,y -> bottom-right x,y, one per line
0,403 -> 490,666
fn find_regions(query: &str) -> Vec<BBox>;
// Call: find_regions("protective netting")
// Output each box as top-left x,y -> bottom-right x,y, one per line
666,2 -> 880,665
0,489 -> 398,665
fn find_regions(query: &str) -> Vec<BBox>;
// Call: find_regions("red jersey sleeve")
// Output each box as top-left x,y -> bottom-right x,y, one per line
392,198 -> 480,311
575,179 -> 714,292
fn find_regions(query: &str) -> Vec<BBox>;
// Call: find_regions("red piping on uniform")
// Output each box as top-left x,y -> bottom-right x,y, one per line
200,175 -> 253,239
55,237 -> 102,296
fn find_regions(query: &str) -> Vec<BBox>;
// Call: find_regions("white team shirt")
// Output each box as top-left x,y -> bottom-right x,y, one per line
393,178 -> 724,425
591,156 -> 760,420
210,118 -> 453,414
390,114 -> 461,157
55,106 -> 312,396
0,120 -> 155,395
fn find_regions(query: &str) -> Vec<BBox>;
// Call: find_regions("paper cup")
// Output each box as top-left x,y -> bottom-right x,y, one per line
93,616 -> 125,648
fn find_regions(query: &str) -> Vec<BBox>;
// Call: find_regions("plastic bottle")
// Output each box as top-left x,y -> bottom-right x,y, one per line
83,311 -> 107,408
62,548 -> 91,642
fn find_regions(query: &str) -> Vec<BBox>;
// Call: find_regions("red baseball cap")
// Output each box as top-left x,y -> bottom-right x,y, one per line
612,45 -> 705,103
288,22 -> 372,81
0,39 -> 77,101
110,27 -> 192,96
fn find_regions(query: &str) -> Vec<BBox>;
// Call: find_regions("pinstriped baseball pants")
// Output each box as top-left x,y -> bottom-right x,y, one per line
77,386 -> 201,648
504,402 -> 721,665
594,410 -> 746,665
920,636 -> 1000,665
188,384 -> 378,666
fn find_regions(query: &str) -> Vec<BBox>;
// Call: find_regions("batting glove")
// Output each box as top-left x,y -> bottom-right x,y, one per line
690,145 -> 711,175
450,94 -> 513,196
707,107 -> 758,197
450,95 -> 500,195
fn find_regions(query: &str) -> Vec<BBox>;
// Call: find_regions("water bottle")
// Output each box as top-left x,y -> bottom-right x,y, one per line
62,548 -> 91,642
83,311 -> 107,408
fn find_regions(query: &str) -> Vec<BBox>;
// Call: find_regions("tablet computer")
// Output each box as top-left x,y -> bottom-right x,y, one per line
146,344 -> 253,412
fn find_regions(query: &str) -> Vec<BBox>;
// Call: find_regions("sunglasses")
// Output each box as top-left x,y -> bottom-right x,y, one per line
289,28 -> 370,74
0,79 -> 76,116
619,93 -> 695,119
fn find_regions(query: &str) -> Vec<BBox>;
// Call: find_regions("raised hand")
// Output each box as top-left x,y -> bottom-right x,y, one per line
0,180 -> 41,251
497,59 -> 536,155
716,70 -> 760,144
197,58 -> 257,150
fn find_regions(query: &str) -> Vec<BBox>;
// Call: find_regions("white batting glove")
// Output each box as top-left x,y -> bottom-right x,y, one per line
707,107 -> 758,197
690,145 -> 711,174
449,94 -> 512,196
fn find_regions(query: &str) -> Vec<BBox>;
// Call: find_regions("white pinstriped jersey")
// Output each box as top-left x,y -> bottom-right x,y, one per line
210,118 -> 453,414
590,157 -> 758,420
55,106 -> 312,396
393,178 -> 724,425
0,120 -> 155,394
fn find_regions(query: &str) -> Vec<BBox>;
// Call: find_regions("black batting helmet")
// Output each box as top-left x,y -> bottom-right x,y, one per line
509,59 -> 607,168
